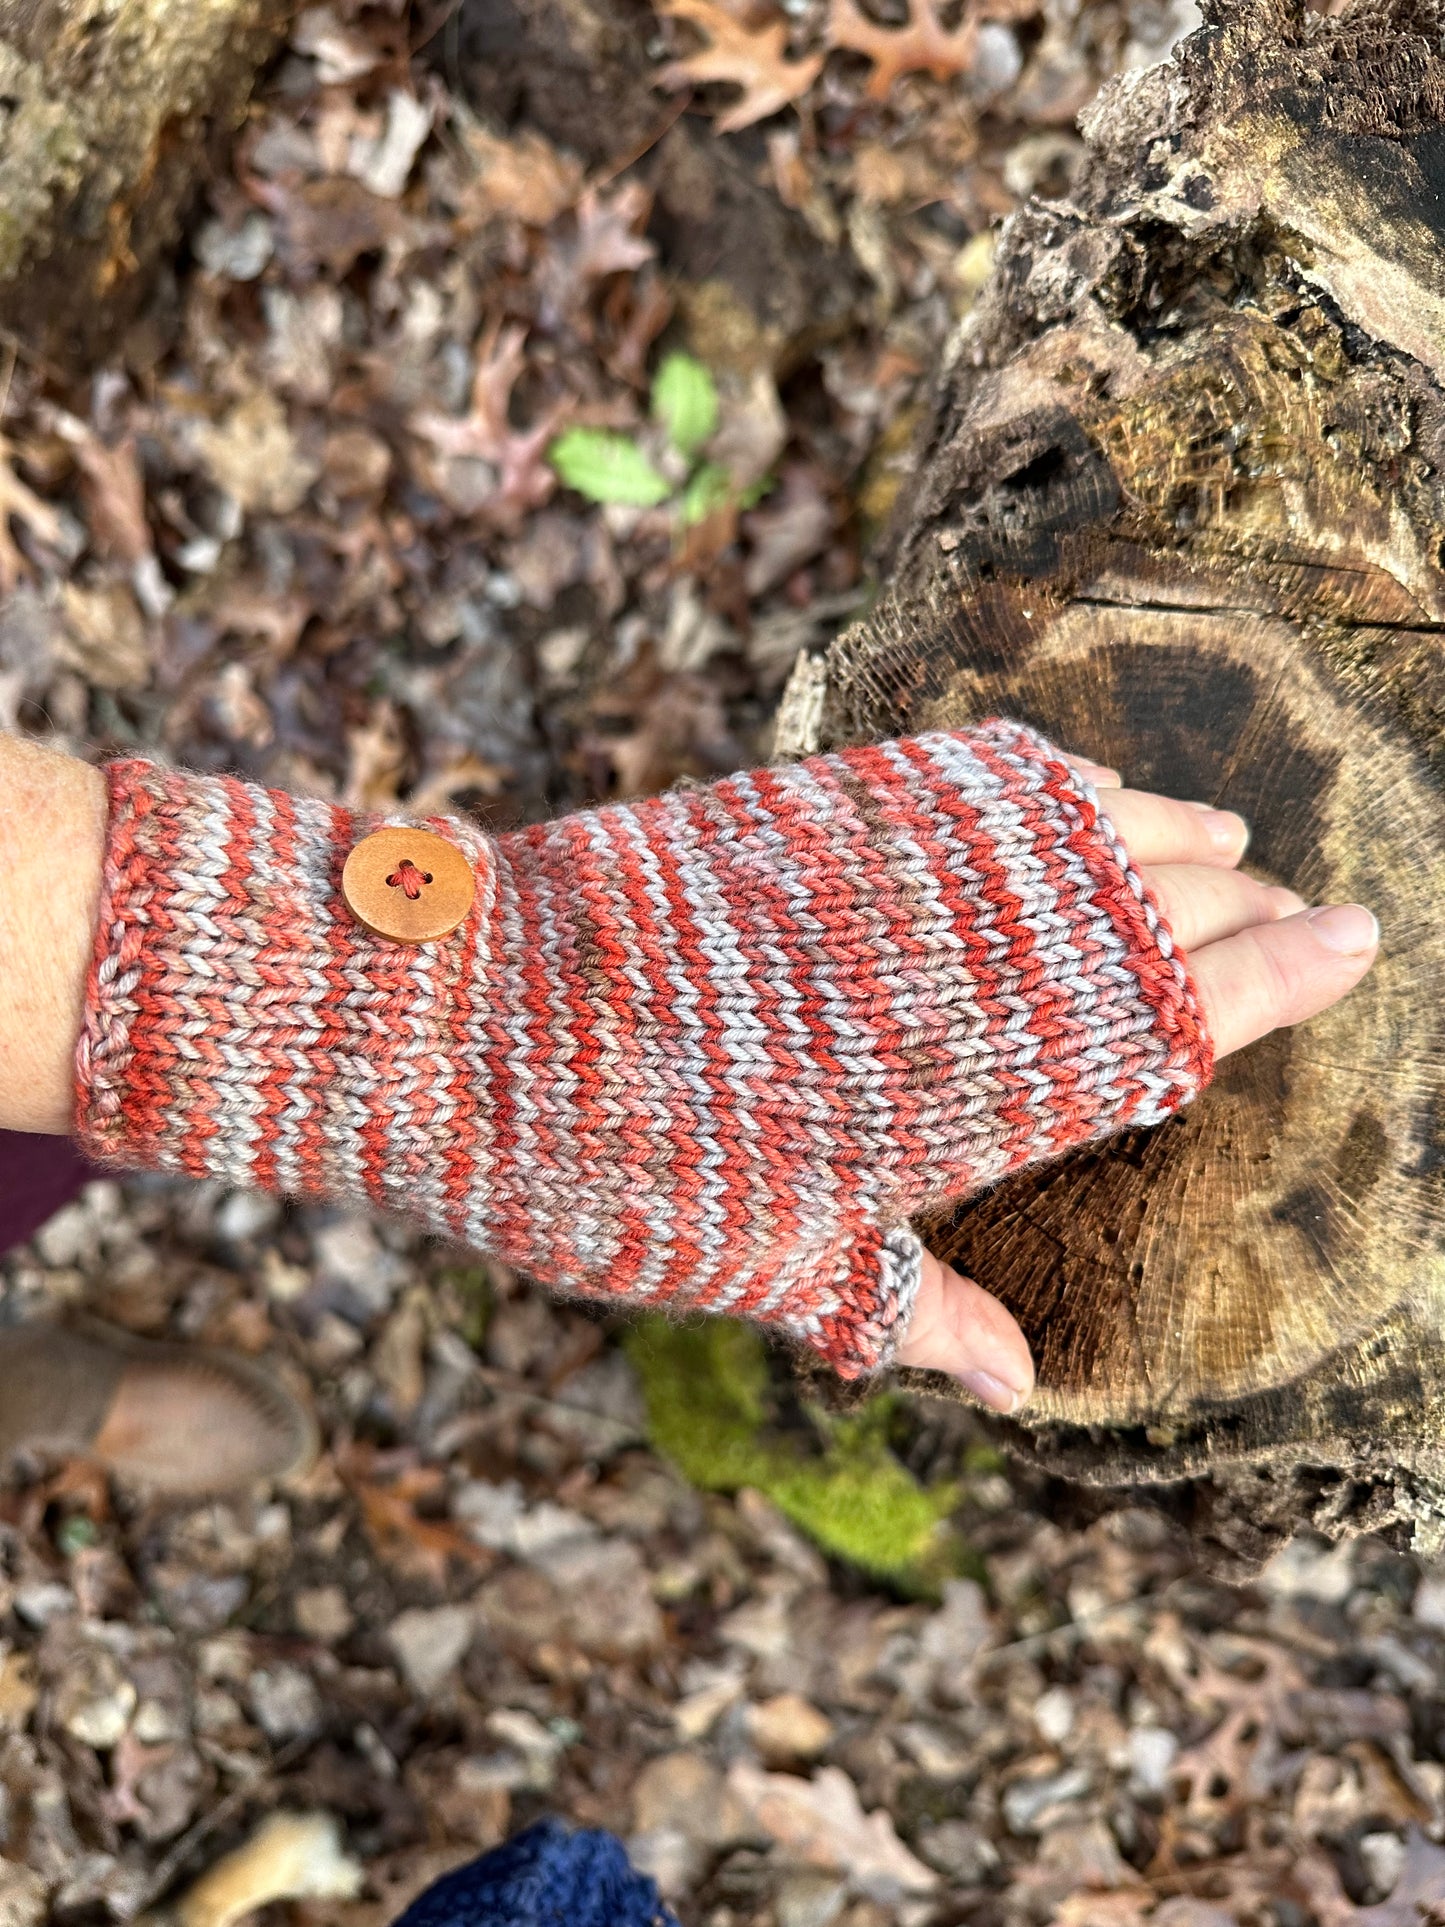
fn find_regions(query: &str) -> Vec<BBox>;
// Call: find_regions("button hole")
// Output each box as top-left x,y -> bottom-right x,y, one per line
385,859 -> 434,900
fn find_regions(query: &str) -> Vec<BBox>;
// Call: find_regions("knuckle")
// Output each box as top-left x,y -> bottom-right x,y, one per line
1170,801 -> 1217,863
1254,925 -> 1305,1019
1267,884 -> 1307,919
1149,870 -> 1185,934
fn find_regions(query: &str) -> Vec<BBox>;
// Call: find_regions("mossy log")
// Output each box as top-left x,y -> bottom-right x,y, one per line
785,0 -> 1445,1571
0,0 -> 288,365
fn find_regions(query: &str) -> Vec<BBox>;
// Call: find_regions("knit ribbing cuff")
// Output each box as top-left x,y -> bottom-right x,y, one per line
74,724 -> 1212,1379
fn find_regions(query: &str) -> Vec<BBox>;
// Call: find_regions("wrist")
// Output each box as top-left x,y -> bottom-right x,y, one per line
0,732 -> 107,1135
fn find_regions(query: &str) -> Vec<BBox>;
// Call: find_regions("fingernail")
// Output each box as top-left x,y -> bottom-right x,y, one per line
1197,807 -> 1248,852
1270,887 -> 1308,917
1306,903 -> 1379,954
958,1369 -> 1023,1414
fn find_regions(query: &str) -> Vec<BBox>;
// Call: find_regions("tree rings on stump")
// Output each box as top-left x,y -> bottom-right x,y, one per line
804,0 -> 1445,1563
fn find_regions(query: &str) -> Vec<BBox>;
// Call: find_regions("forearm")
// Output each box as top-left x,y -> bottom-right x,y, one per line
0,732 -> 106,1135
0,719 -> 1378,1409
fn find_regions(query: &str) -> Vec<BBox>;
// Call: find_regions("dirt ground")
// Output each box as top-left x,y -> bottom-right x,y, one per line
3,0 -> 1445,1921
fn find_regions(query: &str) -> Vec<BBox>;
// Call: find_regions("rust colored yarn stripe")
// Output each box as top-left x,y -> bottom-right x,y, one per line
74,720 -> 1213,1378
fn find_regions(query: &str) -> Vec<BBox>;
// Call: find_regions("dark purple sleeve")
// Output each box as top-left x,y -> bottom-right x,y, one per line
0,1133 -> 93,1254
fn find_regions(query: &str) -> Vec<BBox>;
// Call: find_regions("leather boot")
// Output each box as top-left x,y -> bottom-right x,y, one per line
0,1321 -> 316,1493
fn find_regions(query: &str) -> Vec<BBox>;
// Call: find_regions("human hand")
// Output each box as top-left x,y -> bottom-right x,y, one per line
895,754 -> 1381,1412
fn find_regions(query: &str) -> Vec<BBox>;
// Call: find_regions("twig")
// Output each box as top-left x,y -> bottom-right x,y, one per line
129,1733 -> 313,1919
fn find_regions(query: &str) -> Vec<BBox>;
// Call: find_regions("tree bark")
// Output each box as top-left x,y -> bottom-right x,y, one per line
783,0 -> 1445,1572
0,0 -> 288,367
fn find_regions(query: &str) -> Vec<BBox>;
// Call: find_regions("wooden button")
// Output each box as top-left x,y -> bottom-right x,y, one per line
342,827 -> 475,944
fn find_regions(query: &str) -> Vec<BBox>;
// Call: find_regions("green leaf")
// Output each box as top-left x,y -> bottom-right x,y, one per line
56,1515 -> 98,1556
548,427 -> 671,507
651,352 -> 719,460
679,461 -> 734,526
679,463 -> 775,526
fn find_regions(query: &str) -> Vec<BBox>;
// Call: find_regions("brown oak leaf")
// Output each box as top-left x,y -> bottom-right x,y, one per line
0,439 -> 63,595
1293,1828 -> 1445,1925
342,1447 -> 491,1587
536,181 -> 656,329
657,0 -> 824,134
410,322 -> 565,531
454,122 -> 586,229
827,0 -> 1033,102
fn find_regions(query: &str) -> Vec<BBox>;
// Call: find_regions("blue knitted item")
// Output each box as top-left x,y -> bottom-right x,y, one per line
392,1820 -> 681,1927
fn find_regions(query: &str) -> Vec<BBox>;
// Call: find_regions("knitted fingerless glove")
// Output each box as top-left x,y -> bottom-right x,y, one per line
75,720 -> 1212,1378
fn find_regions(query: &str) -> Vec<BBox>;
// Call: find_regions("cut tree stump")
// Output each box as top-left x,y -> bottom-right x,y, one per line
786,0 -> 1445,1571
0,0 -> 289,366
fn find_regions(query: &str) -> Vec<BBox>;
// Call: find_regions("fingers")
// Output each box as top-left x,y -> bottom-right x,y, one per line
897,746 -> 1372,1410
1061,752 -> 1122,789
896,1251 -> 1035,1412
1191,903 -> 1379,1061
1099,788 -> 1250,869
895,904 -> 1378,1405
1143,864 -> 1304,953
1055,747 -> 1244,857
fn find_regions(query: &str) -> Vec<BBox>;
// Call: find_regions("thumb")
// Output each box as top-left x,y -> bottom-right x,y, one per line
895,1251 -> 1036,1414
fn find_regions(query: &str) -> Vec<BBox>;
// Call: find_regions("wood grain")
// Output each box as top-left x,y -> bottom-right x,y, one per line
806,0 -> 1445,1548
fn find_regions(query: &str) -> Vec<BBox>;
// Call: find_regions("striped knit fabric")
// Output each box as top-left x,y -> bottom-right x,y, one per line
74,720 -> 1212,1378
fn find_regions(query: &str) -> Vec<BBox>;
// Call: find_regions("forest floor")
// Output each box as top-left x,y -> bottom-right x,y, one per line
3,0 -> 1445,1922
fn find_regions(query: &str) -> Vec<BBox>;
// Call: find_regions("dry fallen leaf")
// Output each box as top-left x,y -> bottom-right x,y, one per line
0,1859 -> 45,1927
1053,1895 -> 1155,1927
582,650 -> 744,797
454,119 -> 587,228
727,1760 -> 937,1894
56,582 -> 154,692
260,174 -> 402,278
743,464 -> 834,596
536,181 -> 656,330
827,0 -> 1032,101
707,367 -> 788,491
1292,1828 -> 1445,1926
194,391 -> 319,516
657,0 -> 824,133
166,1812 -> 362,1927
0,1651 -> 38,1732
44,410 -> 152,567
1163,1633 -> 1311,1828
410,322 -> 564,531
343,1450 -> 490,1586
193,578 -> 312,656
406,752 -> 510,815
850,137 -> 951,206
0,440 -> 64,593
207,660 -> 276,749
343,697 -> 410,809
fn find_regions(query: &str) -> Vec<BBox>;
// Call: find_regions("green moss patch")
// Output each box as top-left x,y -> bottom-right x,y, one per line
624,1317 -> 975,1596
